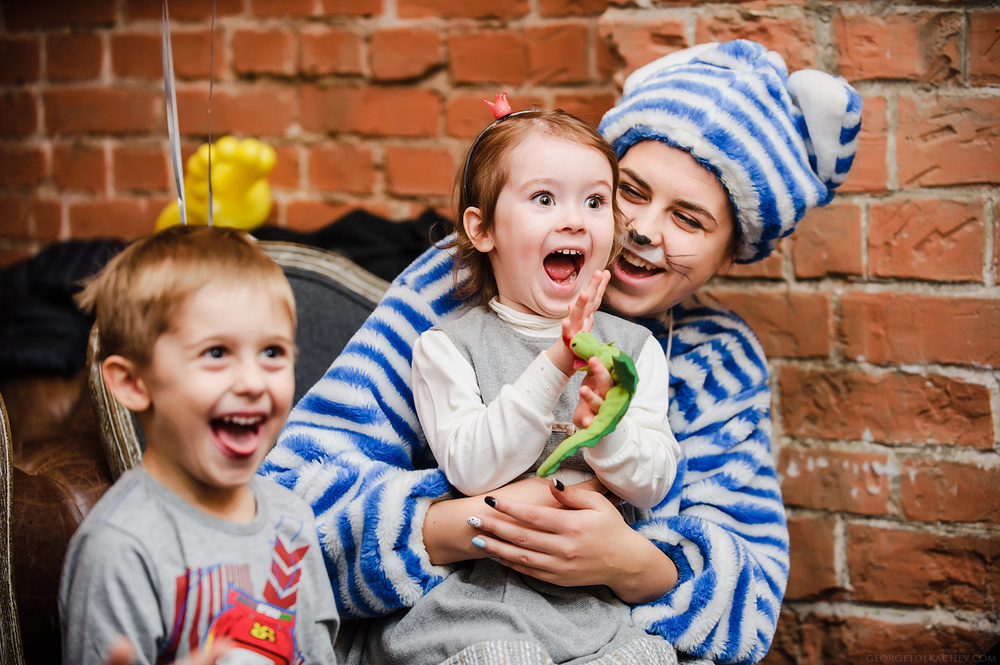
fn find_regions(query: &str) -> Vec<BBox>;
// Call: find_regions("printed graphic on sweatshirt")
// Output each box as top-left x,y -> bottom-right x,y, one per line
159,520 -> 311,665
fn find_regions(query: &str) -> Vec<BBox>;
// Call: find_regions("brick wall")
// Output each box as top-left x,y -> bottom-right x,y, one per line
1,1 -> 998,662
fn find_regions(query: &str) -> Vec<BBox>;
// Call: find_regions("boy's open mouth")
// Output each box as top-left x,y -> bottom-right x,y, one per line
543,249 -> 584,284
212,414 -> 265,458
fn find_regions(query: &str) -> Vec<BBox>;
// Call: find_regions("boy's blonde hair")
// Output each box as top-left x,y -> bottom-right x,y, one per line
76,225 -> 296,368
450,109 -> 625,306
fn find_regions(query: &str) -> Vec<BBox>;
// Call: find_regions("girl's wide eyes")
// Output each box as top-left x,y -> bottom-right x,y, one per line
585,195 -> 605,209
532,192 -> 554,206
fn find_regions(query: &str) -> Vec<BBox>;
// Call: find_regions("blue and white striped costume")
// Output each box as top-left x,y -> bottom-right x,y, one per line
261,243 -> 789,665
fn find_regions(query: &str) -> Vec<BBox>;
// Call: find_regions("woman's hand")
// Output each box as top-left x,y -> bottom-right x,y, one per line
467,480 -> 678,604
423,476 -> 598,565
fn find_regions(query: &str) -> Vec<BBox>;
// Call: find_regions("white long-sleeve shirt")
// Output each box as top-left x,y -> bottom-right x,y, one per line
411,299 -> 678,509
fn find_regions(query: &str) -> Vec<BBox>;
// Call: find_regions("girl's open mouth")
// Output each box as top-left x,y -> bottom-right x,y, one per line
543,249 -> 584,284
212,414 -> 265,458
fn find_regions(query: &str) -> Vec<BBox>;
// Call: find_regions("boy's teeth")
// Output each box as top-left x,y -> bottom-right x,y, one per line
555,249 -> 581,256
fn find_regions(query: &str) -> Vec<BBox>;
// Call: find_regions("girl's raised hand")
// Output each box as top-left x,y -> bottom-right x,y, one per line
562,269 -> 610,340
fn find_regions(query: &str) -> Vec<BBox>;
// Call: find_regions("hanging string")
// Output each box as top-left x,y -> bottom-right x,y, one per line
161,0 -> 186,225
206,0 -> 216,226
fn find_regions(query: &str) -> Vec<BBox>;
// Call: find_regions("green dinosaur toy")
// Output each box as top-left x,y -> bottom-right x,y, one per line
536,331 -> 639,477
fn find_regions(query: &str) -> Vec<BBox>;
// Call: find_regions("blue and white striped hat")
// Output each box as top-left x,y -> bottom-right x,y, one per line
599,40 -> 862,263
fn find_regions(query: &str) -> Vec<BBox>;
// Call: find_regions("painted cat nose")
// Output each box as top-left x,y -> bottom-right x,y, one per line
630,229 -> 652,245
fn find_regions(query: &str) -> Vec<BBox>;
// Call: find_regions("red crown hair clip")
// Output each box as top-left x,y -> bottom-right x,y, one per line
484,91 -> 513,120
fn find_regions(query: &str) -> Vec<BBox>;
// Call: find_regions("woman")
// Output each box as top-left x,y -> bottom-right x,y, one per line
262,39 -> 862,664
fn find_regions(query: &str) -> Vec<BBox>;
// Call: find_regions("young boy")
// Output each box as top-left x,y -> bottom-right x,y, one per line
59,225 -> 339,665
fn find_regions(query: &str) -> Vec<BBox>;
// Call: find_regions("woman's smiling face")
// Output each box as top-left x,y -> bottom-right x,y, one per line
603,140 -> 737,319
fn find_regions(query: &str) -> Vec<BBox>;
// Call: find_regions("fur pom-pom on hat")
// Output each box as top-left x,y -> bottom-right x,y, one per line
599,40 -> 862,263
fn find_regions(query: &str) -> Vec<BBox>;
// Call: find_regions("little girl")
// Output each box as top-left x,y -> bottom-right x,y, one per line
352,98 -> 681,664
415,97 -> 678,510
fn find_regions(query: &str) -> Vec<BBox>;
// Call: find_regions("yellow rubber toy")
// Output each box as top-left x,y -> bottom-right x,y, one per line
155,136 -> 277,231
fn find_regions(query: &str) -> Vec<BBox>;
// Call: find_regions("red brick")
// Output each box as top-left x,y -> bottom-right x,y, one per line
0,37 -> 41,84
902,458 -> 1000,523
800,613 -> 997,664
45,88 -> 159,135
898,95 -> 1000,187
792,204 -> 863,278
269,146 -> 301,190
5,0 -> 115,31
233,29 -> 297,77
69,199 -> 150,240
696,10 -> 817,72
847,524 -> 999,611
0,91 -> 38,137
114,145 -> 170,191
969,11 -> 1000,86
526,24 -> 589,85
0,195 -> 62,240
0,146 -> 46,189
764,611 -> 799,665
301,29 -> 363,77
597,15 -> 687,78
370,29 -> 441,82
114,31 -> 218,80
385,146 -> 454,197
398,0 -> 528,19
595,34 -> 623,84
175,87 -> 295,137
285,200 -> 356,233
551,93 -> 616,129
779,447 -> 892,516
840,293 -> 1000,367
835,11 -> 961,82
123,0 -> 241,21
308,145 -> 376,195
449,31 -> 527,85
300,86 -> 440,138
785,516 -> 843,601
52,144 -> 107,193
869,198 -> 984,282
446,95 -> 499,139
111,33 -> 161,79
169,31 -> 225,81
779,366 -> 994,447
727,244 -> 784,280
47,33 -> 103,81
838,95 -> 887,194
707,289 -> 830,359
252,0 -> 316,17
318,0 -> 382,17
539,0 -> 609,17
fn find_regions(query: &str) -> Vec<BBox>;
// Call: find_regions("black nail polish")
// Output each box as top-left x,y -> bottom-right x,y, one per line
554,479 -> 565,491
484,496 -> 497,508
